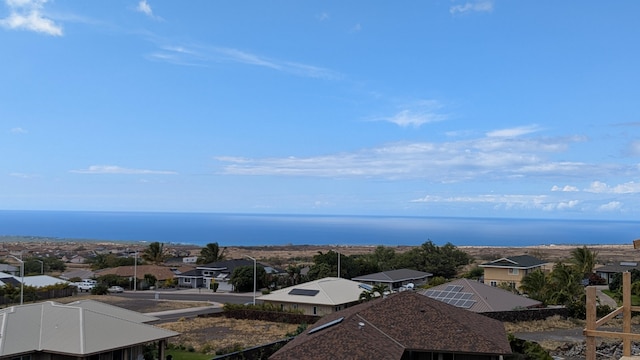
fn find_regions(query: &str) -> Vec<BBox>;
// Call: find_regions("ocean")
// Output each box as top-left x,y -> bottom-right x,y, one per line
0,210 -> 637,247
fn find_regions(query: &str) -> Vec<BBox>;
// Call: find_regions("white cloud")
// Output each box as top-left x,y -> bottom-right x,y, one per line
585,181 -> 640,194
70,165 -> 178,175
147,42 -> 340,80
214,133 -> 597,181
136,0 -> 162,20
378,100 -> 448,128
450,0 -> 494,15
10,127 -> 27,134
598,201 -> 622,211
351,23 -> 362,32
410,194 -> 580,212
486,124 -> 541,137
9,172 -> 38,178
317,12 -> 329,21
626,140 -> 640,157
0,0 -> 63,36
551,185 -> 579,192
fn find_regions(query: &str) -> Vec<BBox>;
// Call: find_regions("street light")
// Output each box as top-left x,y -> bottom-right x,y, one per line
34,259 -> 44,275
245,255 -> 256,305
133,251 -> 138,291
7,255 -> 24,305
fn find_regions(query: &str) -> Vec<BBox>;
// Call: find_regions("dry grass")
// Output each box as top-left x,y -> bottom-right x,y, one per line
503,315 -> 585,333
59,295 -> 211,313
159,317 -> 299,354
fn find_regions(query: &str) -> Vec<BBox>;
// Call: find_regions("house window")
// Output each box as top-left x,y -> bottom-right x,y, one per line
334,306 -> 341,312
490,281 -> 497,287
313,306 -> 317,315
184,278 -> 191,283
292,304 -> 298,309
508,268 -> 519,275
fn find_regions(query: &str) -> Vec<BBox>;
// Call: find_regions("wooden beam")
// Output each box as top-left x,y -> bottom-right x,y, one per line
595,306 -> 623,327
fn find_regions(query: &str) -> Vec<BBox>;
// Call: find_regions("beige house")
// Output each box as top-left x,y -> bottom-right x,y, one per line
479,255 -> 548,290
0,300 -> 179,360
258,277 -> 366,316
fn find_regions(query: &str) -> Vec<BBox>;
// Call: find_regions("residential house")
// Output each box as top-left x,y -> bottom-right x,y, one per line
259,277 -> 366,316
420,278 -> 542,312
96,264 -> 177,288
480,254 -> 548,289
0,300 -> 178,360
0,264 -> 18,276
175,259 -> 283,291
269,291 -> 512,360
595,261 -> 640,284
0,273 -> 70,288
351,269 -> 432,291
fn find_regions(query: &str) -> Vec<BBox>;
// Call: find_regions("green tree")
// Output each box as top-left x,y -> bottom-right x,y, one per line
141,242 -> 168,265
519,269 -> 548,303
230,265 -> 267,292
372,283 -> 388,298
570,245 -> 598,276
369,246 -> 396,271
395,241 -> 470,278
547,263 -> 583,306
359,290 -> 374,302
197,242 -> 226,264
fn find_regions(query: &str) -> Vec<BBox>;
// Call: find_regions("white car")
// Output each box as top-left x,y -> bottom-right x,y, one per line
108,286 -> 124,293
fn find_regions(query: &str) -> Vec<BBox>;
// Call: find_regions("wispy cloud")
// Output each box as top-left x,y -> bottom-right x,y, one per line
70,165 -> 178,175
486,124 -> 542,137
317,12 -> 329,21
551,185 -> 579,192
10,127 -> 27,134
377,100 -> 448,128
214,130 -> 601,181
0,0 -> 63,36
146,40 -> 341,80
450,0 -> 494,15
599,201 -> 622,211
136,0 -> 162,21
410,194 -> 580,211
9,172 -> 38,179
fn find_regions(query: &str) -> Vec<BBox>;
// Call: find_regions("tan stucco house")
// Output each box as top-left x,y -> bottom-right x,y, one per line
479,254 -> 548,290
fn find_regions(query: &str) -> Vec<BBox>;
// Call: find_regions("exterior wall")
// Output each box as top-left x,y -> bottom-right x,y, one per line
482,267 -> 536,289
262,301 -> 348,316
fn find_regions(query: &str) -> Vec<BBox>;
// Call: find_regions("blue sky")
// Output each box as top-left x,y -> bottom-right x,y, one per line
2,1 -> 640,220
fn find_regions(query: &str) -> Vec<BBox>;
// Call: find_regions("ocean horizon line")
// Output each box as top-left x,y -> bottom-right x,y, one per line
0,210 -> 637,248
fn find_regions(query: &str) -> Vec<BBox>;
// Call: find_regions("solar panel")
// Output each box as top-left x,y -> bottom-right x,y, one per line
289,289 -> 320,296
461,293 -> 473,300
359,284 -> 373,291
308,317 -> 344,334
459,300 -> 476,309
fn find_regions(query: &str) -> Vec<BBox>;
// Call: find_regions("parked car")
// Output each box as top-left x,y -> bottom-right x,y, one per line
74,280 -> 97,292
108,286 -> 124,293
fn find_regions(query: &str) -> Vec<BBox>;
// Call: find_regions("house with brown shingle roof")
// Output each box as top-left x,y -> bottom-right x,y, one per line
96,265 -> 177,287
269,291 -> 512,360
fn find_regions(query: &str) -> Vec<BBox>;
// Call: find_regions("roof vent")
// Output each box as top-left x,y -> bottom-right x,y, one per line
358,322 -> 365,330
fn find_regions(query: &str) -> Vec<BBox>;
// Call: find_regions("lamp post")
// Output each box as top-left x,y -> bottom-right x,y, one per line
34,259 -> 44,275
337,250 -> 340,278
245,255 -> 256,305
133,251 -> 138,291
7,255 -> 24,305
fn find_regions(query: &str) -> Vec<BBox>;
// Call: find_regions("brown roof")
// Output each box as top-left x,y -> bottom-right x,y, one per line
96,265 -> 176,280
270,291 -> 512,360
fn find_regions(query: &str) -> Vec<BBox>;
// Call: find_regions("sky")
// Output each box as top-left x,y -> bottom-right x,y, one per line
2,1 -> 640,220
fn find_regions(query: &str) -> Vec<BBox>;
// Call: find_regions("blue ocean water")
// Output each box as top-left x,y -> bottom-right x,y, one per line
0,210 -> 637,247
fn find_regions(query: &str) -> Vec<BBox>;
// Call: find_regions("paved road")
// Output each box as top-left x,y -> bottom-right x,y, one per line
114,288 -> 254,305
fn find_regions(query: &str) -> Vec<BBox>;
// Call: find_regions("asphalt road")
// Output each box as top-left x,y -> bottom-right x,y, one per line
115,290 -> 254,305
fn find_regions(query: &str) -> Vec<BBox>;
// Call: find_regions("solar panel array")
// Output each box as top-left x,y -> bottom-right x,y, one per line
425,284 -> 476,309
289,288 -> 320,296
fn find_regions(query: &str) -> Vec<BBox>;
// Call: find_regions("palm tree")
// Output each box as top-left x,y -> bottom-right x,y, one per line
520,269 -> 548,302
372,283 -> 388,298
547,263 -> 583,305
197,242 -> 226,264
571,245 -> 598,276
141,242 -> 168,265
359,290 -> 374,302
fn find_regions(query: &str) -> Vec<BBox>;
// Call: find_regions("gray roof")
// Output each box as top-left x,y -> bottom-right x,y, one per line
595,262 -> 640,273
480,255 -> 546,269
351,269 -> 432,283
0,301 -> 178,357
419,278 -> 542,312
66,299 -> 159,323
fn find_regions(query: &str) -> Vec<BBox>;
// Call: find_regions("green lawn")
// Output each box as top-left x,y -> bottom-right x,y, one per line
602,289 -> 640,306
166,349 -> 214,360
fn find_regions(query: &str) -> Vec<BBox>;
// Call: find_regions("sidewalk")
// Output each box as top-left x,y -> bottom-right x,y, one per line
594,285 -> 618,308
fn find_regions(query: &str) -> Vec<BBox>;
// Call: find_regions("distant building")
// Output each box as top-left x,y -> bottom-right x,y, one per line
595,261 -> 640,284
259,277 -> 366,316
480,255 -> 548,289
351,269 -> 432,291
